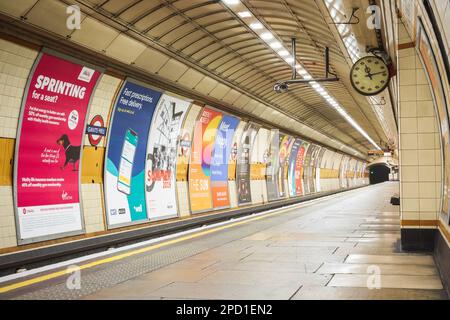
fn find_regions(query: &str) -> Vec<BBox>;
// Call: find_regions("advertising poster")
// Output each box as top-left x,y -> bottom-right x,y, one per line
309,145 -> 321,193
278,134 -> 291,198
266,130 -> 280,201
104,80 -> 162,227
295,142 -> 308,196
176,105 -> 202,183
315,147 -> 326,192
236,123 -> 260,205
288,139 -> 302,197
189,107 -> 223,213
211,115 -> 240,209
14,52 -> 101,243
303,144 -> 314,194
145,94 -> 190,221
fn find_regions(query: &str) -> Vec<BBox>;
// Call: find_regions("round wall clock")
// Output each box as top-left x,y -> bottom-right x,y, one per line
350,56 -> 390,96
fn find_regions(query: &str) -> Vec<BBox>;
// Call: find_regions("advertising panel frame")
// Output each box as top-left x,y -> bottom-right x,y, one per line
236,122 -> 260,206
417,19 -> 450,224
13,48 -> 103,245
104,78 -> 162,229
210,114 -> 240,210
145,94 -> 191,222
188,106 -> 223,214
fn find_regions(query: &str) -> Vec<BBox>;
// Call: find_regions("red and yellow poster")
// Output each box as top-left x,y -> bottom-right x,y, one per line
189,107 -> 222,213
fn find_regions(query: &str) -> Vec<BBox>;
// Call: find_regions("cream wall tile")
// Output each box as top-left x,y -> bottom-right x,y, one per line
420,199 -> 437,212
418,133 -> 436,149
400,118 -> 417,134
399,55 -> 416,70
401,165 -> 418,182
400,101 -> 417,117
399,85 -> 417,101
416,85 -> 433,101
419,182 -> 437,198
400,133 -> 417,149
417,101 -> 435,117
399,69 -> 417,85
418,150 -> 436,166
402,198 -> 419,211
417,117 -> 436,133
420,211 -> 438,221
418,166 -> 437,182
401,150 -> 418,165
401,211 -> 420,220
402,182 -> 419,198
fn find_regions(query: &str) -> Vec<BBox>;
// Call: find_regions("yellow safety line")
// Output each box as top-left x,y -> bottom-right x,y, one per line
0,205 -> 297,294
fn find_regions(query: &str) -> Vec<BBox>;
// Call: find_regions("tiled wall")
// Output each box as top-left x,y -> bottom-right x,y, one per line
0,39 -> 39,249
83,74 -> 123,147
0,39 -> 38,138
397,18 -> 442,225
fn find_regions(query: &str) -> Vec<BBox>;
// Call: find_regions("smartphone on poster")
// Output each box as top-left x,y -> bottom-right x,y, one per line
117,129 -> 138,195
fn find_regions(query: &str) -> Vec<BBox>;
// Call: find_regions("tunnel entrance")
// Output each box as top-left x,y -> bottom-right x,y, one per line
369,165 -> 391,185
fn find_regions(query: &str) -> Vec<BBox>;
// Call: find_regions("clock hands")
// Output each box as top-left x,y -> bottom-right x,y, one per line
364,65 -> 373,80
365,71 -> 386,78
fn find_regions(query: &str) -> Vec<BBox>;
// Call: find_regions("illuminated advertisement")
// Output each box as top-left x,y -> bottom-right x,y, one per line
303,144 -> 314,194
266,130 -> 280,201
145,94 -> 190,221
236,123 -> 260,205
211,115 -> 240,209
288,139 -> 302,197
189,107 -> 223,213
14,52 -> 101,243
278,134 -> 291,198
296,142 -> 308,196
104,80 -> 162,227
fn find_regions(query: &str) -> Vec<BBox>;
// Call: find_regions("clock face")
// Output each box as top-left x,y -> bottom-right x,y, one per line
350,56 -> 390,96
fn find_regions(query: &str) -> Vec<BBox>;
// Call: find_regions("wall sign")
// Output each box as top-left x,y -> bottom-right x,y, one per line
86,115 -> 106,146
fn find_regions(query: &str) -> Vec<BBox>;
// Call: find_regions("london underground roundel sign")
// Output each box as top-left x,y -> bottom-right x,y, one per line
87,115 -> 106,146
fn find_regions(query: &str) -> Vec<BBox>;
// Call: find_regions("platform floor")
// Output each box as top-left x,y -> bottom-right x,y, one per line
1,182 -> 448,300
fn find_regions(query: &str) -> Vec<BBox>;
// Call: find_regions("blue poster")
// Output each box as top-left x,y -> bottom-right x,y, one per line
104,80 -> 162,227
210,115 -> 240,209
288,139 -> 302,197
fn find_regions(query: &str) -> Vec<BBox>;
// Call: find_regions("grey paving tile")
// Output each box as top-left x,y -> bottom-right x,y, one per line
316,262 -> 438,276
345,254 -> 435,265
328,274 -> 443,290
148,282 -> 301,300
291,286 -> 448,300
198,270 -> 331,287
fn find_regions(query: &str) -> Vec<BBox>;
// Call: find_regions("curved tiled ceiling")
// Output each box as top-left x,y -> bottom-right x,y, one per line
0,0 -> 392,156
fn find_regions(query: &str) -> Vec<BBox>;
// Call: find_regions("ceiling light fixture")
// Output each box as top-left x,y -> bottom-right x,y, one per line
238,11 -> 252,18
249,22 -> 263,30
260,32 -> 274,41
222,0 -> 240,5
270,41 -> 282,49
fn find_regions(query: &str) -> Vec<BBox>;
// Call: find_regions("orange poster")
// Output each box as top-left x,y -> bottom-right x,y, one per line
188,107 -> 222,213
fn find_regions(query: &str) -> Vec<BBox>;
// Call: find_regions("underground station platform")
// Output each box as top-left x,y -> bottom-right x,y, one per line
0,0 -> 449,312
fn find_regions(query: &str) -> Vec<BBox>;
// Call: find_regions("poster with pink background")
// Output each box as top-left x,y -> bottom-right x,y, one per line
15,53 -> 100,243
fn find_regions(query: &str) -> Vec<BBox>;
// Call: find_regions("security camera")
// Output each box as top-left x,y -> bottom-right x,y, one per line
274,82 -> 289,93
